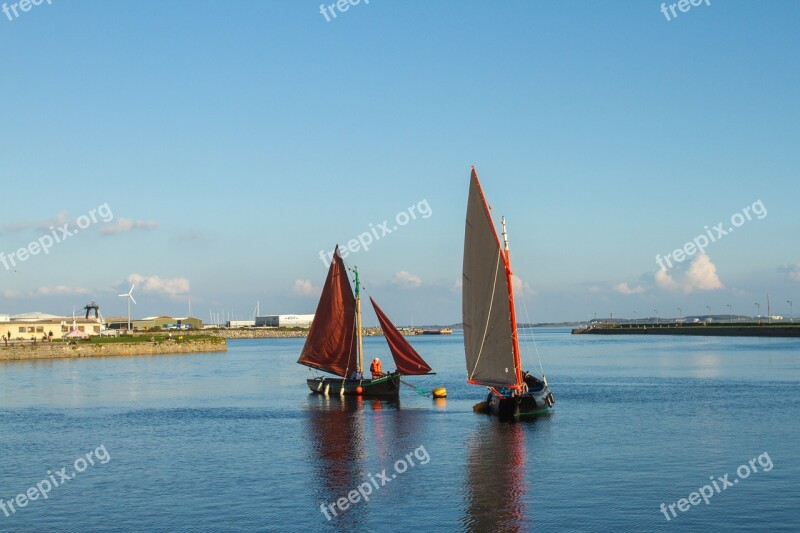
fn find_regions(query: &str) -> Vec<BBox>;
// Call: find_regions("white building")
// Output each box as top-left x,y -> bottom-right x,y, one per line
226,320 -> 256,328
256,314 -> 314,328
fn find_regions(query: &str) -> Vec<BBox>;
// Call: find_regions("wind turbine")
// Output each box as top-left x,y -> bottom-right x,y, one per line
118,284 -> 136,331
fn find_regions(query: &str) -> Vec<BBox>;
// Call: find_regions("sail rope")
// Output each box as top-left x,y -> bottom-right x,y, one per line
469,249 -> 503,381
399,377 -> 436,397
519,295 -> 545,378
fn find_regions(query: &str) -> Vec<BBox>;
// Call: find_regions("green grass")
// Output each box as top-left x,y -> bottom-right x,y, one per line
52,334 -> 222,344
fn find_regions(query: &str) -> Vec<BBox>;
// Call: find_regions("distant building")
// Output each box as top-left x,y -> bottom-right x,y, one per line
226,320 -> 256,328
0,317 -> 103,340
256,314 -> 314,328
107,316 -> 203,331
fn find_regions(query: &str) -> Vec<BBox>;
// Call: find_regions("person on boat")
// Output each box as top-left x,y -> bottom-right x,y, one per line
370,358 -> 383,378
350,367 -> 363,380
522,371 -> 542,391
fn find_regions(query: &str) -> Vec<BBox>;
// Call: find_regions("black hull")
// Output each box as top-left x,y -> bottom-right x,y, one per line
306,373 -> 401,398
488,386 -> 555,420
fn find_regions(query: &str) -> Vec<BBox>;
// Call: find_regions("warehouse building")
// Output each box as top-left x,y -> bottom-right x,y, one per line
107,316 -> 204,331
256,314 -> 314,328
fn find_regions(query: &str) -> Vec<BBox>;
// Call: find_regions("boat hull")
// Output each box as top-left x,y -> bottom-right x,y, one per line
306,373 -> 401,398
488,386 -> 555,420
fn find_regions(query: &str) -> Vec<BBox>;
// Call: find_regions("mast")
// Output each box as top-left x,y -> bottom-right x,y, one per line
355,266 -> 364,374
501,216 -> 523,388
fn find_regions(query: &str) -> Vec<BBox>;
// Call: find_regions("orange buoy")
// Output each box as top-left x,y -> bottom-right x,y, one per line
355,386 -> 363,395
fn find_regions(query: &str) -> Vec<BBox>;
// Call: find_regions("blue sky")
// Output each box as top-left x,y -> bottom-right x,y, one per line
1,0 -> 798,324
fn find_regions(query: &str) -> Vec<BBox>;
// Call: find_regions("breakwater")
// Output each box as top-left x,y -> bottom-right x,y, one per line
0,337 -> 227,362
206,327 -> 384,339
572,323 -> 800,338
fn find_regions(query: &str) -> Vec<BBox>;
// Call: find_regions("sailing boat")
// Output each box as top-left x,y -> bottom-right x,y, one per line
298,245 -> 435,398
462,167 -> 555,419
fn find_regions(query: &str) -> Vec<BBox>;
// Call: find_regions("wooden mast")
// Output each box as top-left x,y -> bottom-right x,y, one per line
501,216 -> 523,388
355,266 -> 364,375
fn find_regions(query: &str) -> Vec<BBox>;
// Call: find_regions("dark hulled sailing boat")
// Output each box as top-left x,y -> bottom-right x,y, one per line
298,246 -> 434,398
462,167 -> 555,419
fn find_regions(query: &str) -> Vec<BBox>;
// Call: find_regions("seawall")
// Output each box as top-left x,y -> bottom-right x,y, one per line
0,338 -> 227,362
208,327 -> 384,339
572,325 -> 800,338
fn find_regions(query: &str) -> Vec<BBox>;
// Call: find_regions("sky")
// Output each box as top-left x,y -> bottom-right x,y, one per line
1,0 -> 798,325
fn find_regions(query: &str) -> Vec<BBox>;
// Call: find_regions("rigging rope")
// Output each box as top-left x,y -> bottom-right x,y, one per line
469,249 -> 503,381
519,296 -> 546,378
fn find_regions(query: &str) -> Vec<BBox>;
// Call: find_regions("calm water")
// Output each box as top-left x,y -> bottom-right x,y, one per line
1,330 -> 798,531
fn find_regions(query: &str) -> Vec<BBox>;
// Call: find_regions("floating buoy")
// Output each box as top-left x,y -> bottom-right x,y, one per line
355,386 -> 363,395
324,384 -> 330,396
432,387 -> 447,398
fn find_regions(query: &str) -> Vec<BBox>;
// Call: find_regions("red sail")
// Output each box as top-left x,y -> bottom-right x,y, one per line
297,246 -> 357,377
370,297 -> 432,375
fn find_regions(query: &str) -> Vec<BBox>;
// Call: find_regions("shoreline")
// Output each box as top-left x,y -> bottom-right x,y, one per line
206,327 -> 384,339
0,337 -> 227,362
572,323 -> 800,338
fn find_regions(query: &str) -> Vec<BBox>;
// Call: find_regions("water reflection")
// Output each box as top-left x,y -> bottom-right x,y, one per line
304,394 -> 408,529
462,419 -> 529,531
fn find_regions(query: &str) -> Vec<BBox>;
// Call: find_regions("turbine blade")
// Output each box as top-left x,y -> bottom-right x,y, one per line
118,294 -> 127,297
129,295 -> 136,304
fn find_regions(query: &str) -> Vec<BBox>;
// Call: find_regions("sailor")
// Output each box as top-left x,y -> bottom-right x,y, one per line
370,357 -> 383,378
350,367 -> 363,380
522,371 -> 541,389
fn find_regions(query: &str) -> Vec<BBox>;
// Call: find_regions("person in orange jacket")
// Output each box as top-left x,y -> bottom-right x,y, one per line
370,357 -> 383,378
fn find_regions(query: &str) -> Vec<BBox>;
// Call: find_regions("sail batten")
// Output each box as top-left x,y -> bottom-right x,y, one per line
462,168 -> 519,388
297,246 -> 357,377
370,297 -> 433,376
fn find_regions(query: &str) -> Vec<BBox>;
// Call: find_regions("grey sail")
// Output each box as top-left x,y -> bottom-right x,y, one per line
462,168 -> 518,388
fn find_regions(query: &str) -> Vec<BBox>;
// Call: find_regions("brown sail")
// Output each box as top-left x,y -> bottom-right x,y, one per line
369,297 -> 433,376
462,168 -> 519,388
297,246 -> 357,377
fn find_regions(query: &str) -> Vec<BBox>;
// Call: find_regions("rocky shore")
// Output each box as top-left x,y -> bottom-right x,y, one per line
206,327 -> 384,339
0,337 -> 227,362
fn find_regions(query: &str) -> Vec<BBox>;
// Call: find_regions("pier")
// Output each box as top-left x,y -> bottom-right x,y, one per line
572,322 -> 800,338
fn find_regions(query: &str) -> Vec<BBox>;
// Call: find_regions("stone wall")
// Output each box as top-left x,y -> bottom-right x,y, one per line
0,338 -> 227,362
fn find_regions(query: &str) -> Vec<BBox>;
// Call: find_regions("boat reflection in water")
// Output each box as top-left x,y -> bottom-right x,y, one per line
304,395 -> 418,523
462,420 -> 529,531
304,393 -> 433,527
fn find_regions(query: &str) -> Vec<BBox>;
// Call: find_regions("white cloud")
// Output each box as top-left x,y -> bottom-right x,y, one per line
780,263 -> 800,283
291,279 -> 316,296
392,271 -> 422,288
2,286 -> 90,298
588,286 -> 602,294
101,218 -> 158,235
1,289 -> 24,298
655,254 -> 723,294
614,282 -> 645,295
3,211 -> 71,234
126,273 -> 190,295
35,285 -> 91,296
512,275 -> 535,297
